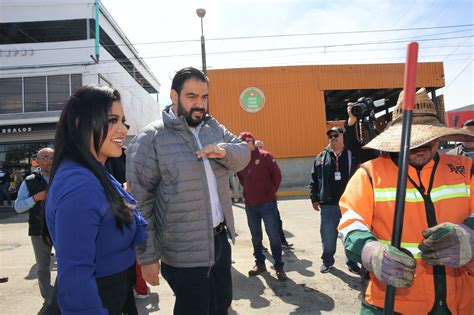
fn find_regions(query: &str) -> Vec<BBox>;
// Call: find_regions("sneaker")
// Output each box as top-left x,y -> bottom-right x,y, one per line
320,264 -> 333,273
347,263 -> 361,275
248,264 -> 267,277
133,288 -> 150,300
281,241 -> 293,249
276,269 -> 288,281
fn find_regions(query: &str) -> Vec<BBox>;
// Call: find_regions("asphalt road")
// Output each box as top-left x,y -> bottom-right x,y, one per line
0,198 -> 362,314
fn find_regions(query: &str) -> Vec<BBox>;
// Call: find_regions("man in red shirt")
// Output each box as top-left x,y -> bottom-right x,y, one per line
237,132 -> 287,281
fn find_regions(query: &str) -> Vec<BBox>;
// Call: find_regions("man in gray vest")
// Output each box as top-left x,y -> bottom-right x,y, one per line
14,148 -> 54,303
127,67 -> 250,315
310,127 -> 360,274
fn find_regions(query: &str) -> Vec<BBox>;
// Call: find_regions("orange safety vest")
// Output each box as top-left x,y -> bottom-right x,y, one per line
339,153 -> 474,315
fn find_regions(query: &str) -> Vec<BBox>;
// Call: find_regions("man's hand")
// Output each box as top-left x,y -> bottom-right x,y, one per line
361,241 -> 416,288
419,222 -> 474,267
33,190 -> 47,202
141,262 -> 161,286
347,103 -> 357,127
196,144 -> 226,159
312,202 -> 320,211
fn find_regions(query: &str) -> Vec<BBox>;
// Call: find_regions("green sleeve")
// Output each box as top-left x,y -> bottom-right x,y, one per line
344,230 -> 378,263
463,217 -> 474,229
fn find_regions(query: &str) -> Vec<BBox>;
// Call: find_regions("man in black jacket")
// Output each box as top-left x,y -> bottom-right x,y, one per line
14,148 -> 53,303
310,127 -> 360,274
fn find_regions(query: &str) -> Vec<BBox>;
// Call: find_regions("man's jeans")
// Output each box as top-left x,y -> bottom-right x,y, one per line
245,200 -> 283,269
320,204 -> 357,267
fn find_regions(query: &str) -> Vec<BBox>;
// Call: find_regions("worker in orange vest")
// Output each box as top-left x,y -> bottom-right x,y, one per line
338,88 -> 474,315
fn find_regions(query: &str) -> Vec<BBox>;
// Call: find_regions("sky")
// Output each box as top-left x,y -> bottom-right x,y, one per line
100,0 -> 473,112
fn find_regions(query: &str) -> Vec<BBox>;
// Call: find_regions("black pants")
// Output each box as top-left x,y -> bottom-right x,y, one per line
96,263 -> 138,315
39,264 -> 137,315
161,230 -> 232,315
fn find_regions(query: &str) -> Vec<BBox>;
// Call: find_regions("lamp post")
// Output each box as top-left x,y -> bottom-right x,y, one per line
196,8 -> 207,75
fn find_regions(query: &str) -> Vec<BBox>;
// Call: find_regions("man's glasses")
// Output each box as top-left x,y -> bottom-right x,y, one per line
38,156 -> 53,162
327,134 -> 340,139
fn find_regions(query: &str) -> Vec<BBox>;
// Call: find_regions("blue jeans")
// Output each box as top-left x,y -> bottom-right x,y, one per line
320,204 -> 357,267
245,200 -> 283,269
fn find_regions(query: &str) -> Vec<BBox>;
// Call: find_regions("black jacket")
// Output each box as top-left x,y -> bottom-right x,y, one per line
310,147 -> 358,204
343,121 -> 380,164
24,172 -> 48,236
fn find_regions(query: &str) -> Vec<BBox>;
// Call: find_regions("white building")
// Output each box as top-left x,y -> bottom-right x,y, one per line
0,0 -> 160,177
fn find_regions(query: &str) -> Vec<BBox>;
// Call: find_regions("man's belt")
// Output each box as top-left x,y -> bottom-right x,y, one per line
213,222 -> 225,236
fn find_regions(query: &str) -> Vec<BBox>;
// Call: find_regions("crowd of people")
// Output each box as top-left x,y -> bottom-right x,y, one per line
10,66 -> 474,315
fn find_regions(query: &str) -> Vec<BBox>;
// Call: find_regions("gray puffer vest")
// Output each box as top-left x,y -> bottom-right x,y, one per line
127,107 -> 250,268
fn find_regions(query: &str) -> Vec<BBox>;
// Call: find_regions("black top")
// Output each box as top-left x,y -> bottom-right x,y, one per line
24,171 -> 48,236
344,121 -> 380,164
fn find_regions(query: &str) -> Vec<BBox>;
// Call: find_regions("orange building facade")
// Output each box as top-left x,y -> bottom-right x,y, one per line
208,63 -> 445,159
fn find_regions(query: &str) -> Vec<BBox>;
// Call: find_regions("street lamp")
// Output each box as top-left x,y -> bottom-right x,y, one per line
196,8 -> 207,75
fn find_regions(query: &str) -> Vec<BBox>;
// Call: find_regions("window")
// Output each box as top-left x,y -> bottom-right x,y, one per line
0,74 -> 82,114
47,75 -> 70,111
0,78 -> 22,114
24,76 -> 46,112
71,74 -> 83,94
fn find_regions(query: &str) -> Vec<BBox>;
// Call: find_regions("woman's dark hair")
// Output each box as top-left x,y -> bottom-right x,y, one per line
49,85 -> 132,228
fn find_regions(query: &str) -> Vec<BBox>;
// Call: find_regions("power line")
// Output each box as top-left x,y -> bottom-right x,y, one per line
2,52 -> 472,80
443,59 -> 473,90
443,37 -> 473,62
4,24 -> 474,53
411,0 -> 439,28
1,42 -> 473,78
392,0 -> 417,27
1,34 -> 472,73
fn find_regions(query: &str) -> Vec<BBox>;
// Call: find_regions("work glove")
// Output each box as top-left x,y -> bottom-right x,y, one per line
361,241 -> 416,288
418,223 -> 474,267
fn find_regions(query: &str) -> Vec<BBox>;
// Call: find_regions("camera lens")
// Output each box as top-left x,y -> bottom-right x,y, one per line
351,104 -> 367,117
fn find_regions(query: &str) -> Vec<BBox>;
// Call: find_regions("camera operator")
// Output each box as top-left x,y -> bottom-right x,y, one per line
344,101 -> 380,164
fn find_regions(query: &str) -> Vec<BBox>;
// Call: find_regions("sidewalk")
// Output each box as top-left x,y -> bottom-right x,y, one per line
0,197 -> 361,314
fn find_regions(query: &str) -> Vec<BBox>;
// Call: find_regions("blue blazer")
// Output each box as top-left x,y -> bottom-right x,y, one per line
46,159 -> 147,314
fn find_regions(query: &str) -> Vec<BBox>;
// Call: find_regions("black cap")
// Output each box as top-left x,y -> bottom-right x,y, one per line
326,126 -> 344,135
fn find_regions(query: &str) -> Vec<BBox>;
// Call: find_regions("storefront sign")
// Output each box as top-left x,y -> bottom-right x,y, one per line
0,49 -> 34,57
1,126 -> 33,134
240,87 -> 265,113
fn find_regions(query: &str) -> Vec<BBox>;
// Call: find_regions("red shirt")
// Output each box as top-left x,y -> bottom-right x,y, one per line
237,148 -> 282,206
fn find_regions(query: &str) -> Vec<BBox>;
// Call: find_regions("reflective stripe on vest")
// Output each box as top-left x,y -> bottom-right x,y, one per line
374,184 -> 470,203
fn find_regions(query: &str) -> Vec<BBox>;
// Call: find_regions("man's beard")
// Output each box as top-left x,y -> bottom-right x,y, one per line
177,99 -> 206,127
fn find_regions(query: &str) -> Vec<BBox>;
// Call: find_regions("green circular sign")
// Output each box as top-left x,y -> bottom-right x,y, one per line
240,87 -> 265,113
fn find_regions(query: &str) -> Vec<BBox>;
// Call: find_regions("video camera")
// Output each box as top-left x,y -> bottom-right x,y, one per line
349,97 -> 380,144
350,97 -> 374,118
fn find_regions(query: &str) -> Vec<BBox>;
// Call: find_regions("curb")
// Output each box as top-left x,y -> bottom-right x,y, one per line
276,190 -> 309,197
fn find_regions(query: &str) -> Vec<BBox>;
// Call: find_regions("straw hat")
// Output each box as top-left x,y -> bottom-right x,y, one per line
364,88 -> 474,152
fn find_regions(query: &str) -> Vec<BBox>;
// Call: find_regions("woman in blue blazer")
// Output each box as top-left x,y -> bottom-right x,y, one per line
45,85 -> 147,315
